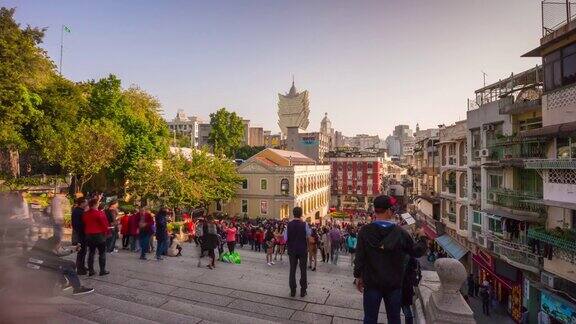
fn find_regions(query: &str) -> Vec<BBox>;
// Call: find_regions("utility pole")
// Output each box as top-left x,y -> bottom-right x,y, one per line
59,25 -> 64,76
567,0 -> 572,26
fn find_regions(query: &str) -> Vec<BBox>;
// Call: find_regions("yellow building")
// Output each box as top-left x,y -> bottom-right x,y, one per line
223,148 -> 331,222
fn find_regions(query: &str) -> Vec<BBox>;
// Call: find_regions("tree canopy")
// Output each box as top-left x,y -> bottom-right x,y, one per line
208,108 -> 245,158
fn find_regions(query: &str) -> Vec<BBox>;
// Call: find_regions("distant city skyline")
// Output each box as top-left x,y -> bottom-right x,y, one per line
7,0 -> 542,137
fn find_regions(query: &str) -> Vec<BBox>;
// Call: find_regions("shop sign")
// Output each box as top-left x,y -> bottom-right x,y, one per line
541,291 -> 576,323
301,136 -> 318,146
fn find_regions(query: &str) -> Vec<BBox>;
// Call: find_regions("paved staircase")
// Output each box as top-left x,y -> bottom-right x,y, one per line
42,245 -> 387,324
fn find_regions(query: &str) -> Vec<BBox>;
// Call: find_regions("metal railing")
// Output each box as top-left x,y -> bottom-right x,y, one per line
542,1 -> 576,36
445,212 -> 456,223
525,158 -> 576,169
489,236 -> 543,270
487,188 -> 546,213
488,137 -> 547,160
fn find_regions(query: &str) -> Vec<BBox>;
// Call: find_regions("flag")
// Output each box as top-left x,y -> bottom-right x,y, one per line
63,25 -> 71,33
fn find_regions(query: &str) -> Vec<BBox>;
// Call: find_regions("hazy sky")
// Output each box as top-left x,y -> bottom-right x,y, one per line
7,0 -> 542,137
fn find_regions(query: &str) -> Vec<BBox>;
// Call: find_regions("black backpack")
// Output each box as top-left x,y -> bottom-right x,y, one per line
404,257 -> 422,287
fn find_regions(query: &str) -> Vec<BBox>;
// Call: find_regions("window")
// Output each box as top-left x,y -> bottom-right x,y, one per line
260,200 -> 268,215
241,200 -> 248,214
473,211 -> 482,225
488,215 -> 502,234
557,136 -> 576,159
489,174 -> 503,189
241,179 -> 248,190
544,44 -> 576,91
260,179 -> 267,190
280,179 -> 289,195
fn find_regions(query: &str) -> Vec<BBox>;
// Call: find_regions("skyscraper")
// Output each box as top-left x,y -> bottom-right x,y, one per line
277,80 -> 310,137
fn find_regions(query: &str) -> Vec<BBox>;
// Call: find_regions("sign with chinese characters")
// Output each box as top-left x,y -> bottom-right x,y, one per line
301,136 -> 318,146
541,291 -> 576,323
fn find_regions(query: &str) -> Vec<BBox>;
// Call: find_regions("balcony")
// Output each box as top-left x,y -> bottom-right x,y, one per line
528,227 -> 576,254
498,95 -> 542,115
487,188 -> 546,213
525,159 -> 576,170
488,137 -> 547,161
445,211 -> 456,223
487,234 -> 542,273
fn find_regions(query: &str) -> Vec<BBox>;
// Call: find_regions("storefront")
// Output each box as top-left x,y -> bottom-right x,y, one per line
473,251 -> 523,322
539,290 -> 576,324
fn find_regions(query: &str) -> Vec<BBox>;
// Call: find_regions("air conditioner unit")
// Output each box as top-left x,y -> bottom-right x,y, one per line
541,272 -> 557,289
476,235 -> 487,247
480,149 -> 490,157
482,124 -> 495,131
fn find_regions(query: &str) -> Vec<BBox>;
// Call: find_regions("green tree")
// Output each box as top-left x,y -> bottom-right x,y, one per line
208,108 -> 245,157
42,119 -> 125,192
235,145 -> 265,160
0,7 -> 54,151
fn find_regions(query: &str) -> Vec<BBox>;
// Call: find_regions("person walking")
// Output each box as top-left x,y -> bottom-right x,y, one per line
346,229 -> 358,267
135,207 -> 154,260
285,207 -> 310,298
321,228 -> 331,263
307,228 -> 318,271
71,197 -> 88,275
354,195 -> 428,324
155,208 -> 169,260
82,198 -> 110,276
203,217 -> 218,269
480,281 -> 490,316
265,228 -> 275,266
329,225 -> 342,265
120,212 -> 130,249
105,200 -> 119,253
225,223 -> 237,253
128,211 -> 139,252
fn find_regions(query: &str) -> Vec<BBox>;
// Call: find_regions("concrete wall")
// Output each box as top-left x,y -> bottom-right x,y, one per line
542,85 -> 576,127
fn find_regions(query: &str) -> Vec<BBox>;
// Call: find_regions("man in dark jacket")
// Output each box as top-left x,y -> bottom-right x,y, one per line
155,208 -> 169,260
285,206 -> 310,298
71,197 -> 88,274
354,195 -> 427,324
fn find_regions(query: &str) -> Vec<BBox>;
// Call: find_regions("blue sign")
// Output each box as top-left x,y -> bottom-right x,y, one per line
541,291 -> 576,323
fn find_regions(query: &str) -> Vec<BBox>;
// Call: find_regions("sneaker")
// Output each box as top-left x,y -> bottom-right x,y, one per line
99,270 -> 110,276
267,263 -> 272,266
300,290 -> 307,298
113,249 -> 119,253
290,289 -> 296,297
271,262 -> 275,265
73,286 -> 95,296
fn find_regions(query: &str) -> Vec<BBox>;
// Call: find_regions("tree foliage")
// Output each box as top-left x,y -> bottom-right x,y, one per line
208,108 -> 245,158
235,145 -> 265,160
126,150 -> 242,209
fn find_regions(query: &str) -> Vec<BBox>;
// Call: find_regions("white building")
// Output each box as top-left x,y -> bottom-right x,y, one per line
167,110 -> 203,148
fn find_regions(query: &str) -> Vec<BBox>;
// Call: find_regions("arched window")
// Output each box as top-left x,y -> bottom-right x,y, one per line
281,178 -> 289,195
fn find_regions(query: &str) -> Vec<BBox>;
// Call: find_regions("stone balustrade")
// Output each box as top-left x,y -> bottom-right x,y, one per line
415,258 -> 476,324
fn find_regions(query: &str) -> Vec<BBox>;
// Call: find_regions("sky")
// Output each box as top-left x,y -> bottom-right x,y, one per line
6,0 -> 543,138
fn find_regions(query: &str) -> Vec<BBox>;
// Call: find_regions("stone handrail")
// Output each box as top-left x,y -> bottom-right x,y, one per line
416,258 -> 476,323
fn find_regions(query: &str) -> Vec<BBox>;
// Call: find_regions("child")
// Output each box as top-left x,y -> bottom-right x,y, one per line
264,228 -> 275,266
168,232 -> 182,257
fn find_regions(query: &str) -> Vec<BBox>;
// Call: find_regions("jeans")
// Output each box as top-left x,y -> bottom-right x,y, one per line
156,239 -> 167,259
86,235 -> 106,274
106,229 -> 118,252
402,305 -> 413,324
288,253 -> 307,292
129,235 -> 138,251
62,264 -> 82,289
139,233 -> 150,259
76,238 -> 87,273
482,299 -> 490,316
331,245 -> 339,265
227,241 -> 235,253
363,288 -> 402,324
122,234 -> 130,249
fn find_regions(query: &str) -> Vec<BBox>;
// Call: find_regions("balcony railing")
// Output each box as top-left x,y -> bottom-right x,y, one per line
488,235 -> 542,271
445,212 -> 456,223
498,96 -> 542,115
488,137 -> 547,160
487,188 -> 546,213
528,227 -> 576,254
525,159 -> 576,170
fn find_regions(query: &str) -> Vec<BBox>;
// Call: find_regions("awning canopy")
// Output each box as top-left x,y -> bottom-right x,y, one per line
482,208 -> 540,222
435,234 -> 468,260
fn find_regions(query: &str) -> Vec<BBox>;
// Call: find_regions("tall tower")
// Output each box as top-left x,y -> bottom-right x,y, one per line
277,80 -> 310,137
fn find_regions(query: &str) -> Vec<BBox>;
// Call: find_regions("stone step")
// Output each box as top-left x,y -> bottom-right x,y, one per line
47,311 -> 99,324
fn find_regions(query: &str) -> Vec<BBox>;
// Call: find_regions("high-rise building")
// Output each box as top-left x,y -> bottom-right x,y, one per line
248,127 -> 265,147
277,81 -> 310,137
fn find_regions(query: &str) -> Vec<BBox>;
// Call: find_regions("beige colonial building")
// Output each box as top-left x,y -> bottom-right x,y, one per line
223,148 -> 331,222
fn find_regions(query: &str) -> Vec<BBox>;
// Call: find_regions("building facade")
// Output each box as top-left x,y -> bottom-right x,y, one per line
285,128 -> 330,163
327,150 -> 386,211
224,148 -> 330,222
248,127 -> 265,147
167,110 -> 203,148
197,123 -> 212,149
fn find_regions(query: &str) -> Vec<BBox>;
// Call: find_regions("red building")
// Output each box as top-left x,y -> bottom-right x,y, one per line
328,155 -> 385,211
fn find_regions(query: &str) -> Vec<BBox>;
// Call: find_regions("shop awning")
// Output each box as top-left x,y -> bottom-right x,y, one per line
519,121 -> 576,138
482,208 -> 539,222
422,223 -> 437,239
435,234 -> 468,260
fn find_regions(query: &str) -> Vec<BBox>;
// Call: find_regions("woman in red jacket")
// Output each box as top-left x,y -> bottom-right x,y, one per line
120,213 -> 131,250
83,198 -> 110,276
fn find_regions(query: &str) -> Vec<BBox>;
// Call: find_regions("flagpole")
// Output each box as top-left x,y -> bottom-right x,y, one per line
59,24 -> 64,76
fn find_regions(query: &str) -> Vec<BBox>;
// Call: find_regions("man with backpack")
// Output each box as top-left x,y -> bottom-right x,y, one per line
354,195 -> 428,324
346,228 -> 358,267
